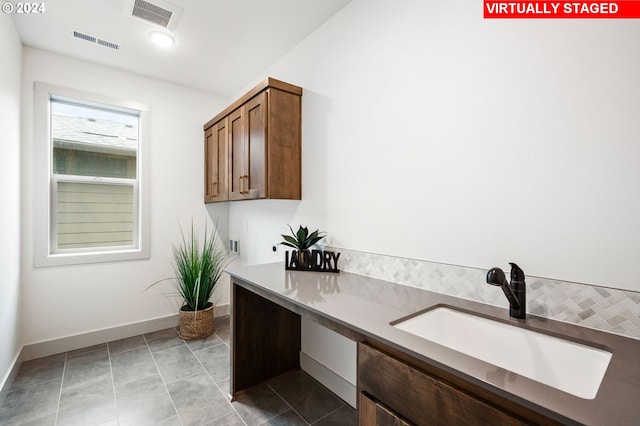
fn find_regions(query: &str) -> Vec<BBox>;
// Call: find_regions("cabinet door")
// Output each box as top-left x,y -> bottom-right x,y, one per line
229,107 -> 245,200
359,392 -> 413,426
204,118 -> 228,202
228,92 -> 268,200
244,91 -> 268,199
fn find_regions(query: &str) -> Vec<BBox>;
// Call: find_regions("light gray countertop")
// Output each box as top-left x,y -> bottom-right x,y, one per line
226,261 -> 640,425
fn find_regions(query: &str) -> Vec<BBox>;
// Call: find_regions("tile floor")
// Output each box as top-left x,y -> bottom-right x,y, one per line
0,317 -> 356,426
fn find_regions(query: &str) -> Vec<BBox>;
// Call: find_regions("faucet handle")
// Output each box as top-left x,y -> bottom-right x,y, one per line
509,262 -> 525,283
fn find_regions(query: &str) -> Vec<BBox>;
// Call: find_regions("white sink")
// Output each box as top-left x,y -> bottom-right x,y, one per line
392,307 -> 612,399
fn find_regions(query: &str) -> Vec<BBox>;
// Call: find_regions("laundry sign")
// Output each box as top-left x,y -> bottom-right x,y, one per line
285,249 -> 340,273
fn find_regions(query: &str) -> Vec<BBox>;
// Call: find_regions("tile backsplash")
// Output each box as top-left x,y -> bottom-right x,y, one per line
325,246 -> 640,340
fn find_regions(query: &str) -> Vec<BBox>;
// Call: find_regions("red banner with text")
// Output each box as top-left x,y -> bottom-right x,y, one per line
484,1 -> 640,18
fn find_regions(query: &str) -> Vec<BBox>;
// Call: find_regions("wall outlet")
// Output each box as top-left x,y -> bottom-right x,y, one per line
229,240 -> 239,254
271,243 -> 279,256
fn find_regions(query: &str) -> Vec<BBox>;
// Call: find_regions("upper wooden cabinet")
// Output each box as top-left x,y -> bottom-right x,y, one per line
204,78 -> 302,203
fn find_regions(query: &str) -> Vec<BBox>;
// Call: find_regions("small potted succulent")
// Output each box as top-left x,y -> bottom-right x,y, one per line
280,225 -> 326,267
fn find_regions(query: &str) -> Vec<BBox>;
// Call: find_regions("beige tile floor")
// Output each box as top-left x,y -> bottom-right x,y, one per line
0,317 -> 356,426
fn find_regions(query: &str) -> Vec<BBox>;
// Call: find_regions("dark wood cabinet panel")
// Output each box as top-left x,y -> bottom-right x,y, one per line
358,342 -> 530,426
231,283 -> 301,394
265,86 -> 301,200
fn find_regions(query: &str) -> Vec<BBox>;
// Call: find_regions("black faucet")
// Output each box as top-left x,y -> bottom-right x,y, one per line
486,262 -> 526,319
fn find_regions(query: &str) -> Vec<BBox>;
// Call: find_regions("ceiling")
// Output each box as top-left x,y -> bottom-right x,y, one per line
11,0 -> 351,98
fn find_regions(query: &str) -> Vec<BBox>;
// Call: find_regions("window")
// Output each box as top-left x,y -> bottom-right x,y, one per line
34,83 -> 150,266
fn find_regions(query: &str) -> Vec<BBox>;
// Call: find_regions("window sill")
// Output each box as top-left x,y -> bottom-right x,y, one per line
34,247 -> 150,268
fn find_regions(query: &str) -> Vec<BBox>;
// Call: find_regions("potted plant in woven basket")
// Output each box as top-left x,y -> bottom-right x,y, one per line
150,221 -> 229,339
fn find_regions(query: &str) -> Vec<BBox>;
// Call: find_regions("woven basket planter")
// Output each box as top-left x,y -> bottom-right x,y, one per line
178,303 -> 214,340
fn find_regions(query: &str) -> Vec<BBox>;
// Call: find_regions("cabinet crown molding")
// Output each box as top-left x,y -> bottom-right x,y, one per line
204,77 -> 303,130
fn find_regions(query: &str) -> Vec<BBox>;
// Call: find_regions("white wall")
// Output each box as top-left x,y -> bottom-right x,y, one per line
0,14 -> 24,393
20,48 -> 229,346
227,0 -> 640,402
237,0 -> 640,292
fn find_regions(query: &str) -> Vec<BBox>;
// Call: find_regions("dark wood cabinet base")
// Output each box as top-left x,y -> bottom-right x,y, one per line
231,283 -> 301,395
358,342 -> 534,426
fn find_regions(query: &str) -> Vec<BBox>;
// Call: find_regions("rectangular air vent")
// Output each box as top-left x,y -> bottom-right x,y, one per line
128,0 -> 183,30
96,38 -> 121,50
71,30 -> 121,50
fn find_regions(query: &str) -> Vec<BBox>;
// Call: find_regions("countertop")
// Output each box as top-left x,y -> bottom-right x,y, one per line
225,261 -> 640,425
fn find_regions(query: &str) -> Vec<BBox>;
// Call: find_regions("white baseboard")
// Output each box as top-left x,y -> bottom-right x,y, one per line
21,304 -> 230,361
0,349 -> 24,407
300,351 -> 356,408
21,314 -> 179,361
215,304 -> 230,317
0,313 -> 180,404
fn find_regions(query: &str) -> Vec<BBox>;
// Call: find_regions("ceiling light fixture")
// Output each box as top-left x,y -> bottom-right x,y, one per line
149,31 -> 175,47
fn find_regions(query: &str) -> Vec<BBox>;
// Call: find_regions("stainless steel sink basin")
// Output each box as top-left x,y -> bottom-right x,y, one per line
392,307 -> 612,399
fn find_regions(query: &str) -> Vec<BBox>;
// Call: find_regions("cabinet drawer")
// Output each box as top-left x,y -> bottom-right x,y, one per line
357,342 -> 527,426
359,391 -> 412,426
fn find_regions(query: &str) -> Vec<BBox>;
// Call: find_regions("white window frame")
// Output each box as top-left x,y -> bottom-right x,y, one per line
34,82 -> 151,267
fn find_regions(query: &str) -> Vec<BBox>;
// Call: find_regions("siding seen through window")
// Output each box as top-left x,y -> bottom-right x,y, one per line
50,98 -> 140,252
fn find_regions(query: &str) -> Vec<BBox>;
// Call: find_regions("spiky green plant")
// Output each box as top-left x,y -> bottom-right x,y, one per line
150,221 -> 229,312
280,225 -> 326,251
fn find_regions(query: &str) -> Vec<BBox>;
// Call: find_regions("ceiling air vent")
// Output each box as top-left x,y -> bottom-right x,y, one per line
128,0 -> 183,30
71,30 -> 121,50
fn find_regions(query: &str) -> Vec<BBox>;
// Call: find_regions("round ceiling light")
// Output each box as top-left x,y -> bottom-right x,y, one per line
149,31 -> 175,48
